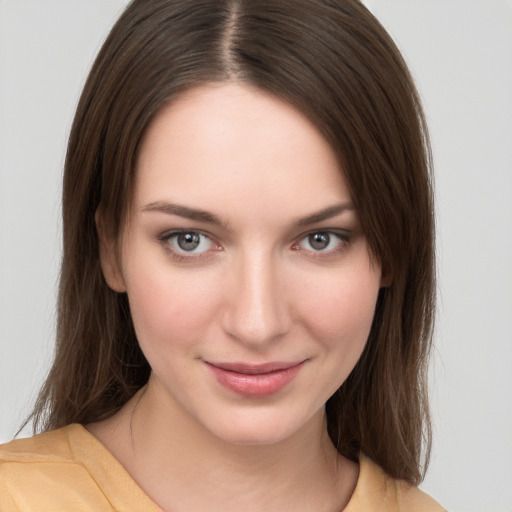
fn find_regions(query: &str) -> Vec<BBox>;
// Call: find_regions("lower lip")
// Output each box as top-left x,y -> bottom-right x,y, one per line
205,362 -> 304,398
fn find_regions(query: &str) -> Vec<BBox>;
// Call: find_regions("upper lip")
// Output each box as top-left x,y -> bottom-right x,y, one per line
205,361 -> 305,375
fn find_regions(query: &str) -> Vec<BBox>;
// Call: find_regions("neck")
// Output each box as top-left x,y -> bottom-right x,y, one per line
90,378 -> 358,512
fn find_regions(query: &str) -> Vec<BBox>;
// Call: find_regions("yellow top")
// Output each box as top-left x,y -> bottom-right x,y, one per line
0,424 -> 445,511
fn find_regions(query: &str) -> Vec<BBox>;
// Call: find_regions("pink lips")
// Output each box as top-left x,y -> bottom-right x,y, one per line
205,360 -> 305,398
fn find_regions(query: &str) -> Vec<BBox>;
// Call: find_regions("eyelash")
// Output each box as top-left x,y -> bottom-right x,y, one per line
157,229 -> 350,262
291,230 -> 350,258
157,230 -> 222,262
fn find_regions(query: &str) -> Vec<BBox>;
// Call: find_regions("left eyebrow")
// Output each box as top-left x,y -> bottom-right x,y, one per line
295,202 -> 355,226
141,200 -> 354,229
141,201 -> 228,228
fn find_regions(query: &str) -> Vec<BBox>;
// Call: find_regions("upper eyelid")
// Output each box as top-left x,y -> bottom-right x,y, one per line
158,230 -> 220,260
292,229 -> 351,253
158,228 -> 217,241
294,228 -> 351,242
157,228 -> 351,250
158,229 -> 220,253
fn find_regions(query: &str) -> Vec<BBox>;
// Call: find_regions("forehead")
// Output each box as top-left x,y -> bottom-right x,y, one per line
134,83 -> 350,221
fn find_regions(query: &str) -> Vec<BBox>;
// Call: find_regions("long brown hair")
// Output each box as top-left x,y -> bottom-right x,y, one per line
27,0 -> 435,485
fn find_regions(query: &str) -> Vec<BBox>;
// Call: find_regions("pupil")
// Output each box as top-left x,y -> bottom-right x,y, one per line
177,233 -> 200,251
309,232 -> 329,250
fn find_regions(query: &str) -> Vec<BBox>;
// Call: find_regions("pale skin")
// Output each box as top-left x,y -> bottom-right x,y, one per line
89,83 -> 386,512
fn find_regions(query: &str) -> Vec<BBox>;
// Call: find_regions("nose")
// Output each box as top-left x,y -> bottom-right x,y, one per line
222,251 -> 291,349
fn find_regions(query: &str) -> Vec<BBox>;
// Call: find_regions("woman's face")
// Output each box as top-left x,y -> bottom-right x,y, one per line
100,83 -> 384,445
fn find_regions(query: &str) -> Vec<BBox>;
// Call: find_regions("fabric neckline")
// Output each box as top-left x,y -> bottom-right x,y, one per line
66,423 -> 162,512
67,422 -> 403,512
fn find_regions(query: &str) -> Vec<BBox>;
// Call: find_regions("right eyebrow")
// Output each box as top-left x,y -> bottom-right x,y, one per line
141,201 -> 228,228
295,202 -> 355,227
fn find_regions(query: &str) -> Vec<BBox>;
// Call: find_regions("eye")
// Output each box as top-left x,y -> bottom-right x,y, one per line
294,231 -> 348,253
161,230 -> 218,255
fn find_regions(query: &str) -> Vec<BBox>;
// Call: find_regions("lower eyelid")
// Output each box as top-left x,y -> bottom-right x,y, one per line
158,229 -> 349,260
294,231 -> 350,250
158,230 -> 223,260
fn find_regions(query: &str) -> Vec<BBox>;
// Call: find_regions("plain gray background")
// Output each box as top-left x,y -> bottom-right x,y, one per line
1,1 -> 511,510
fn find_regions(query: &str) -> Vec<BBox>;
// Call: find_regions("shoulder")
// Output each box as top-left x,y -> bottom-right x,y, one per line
0,424 -> 161,512
345,453 -> 446,512
0,424 -> 116,511
0,424 -> 81,463
395,479 -> 446,512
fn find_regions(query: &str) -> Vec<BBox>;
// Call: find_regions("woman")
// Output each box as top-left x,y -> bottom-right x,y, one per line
0,1 -> 443,510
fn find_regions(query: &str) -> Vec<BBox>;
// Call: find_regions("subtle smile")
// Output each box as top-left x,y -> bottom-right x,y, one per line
204,360 -> 306,397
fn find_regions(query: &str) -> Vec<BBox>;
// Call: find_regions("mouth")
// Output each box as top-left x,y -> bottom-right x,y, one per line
204,360 -> 306,397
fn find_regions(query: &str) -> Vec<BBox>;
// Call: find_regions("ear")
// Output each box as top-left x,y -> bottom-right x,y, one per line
95,209 -> 127,293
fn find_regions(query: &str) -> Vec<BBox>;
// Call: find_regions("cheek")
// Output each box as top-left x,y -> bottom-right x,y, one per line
124,266 -> 221,356
294,262 -> 381,350
287,258 -> 382,404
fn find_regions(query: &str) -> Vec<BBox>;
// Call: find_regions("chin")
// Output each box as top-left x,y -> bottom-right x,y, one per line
202,407 -> 321,447
214,427 -> 296,447
218,428 -> 289,446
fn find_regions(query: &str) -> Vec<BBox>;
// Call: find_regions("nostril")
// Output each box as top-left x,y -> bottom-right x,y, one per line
222,284 -> 289,347
220,253 -> 291,347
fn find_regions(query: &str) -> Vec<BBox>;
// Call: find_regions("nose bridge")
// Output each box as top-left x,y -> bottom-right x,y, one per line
223,246 -> 288,347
